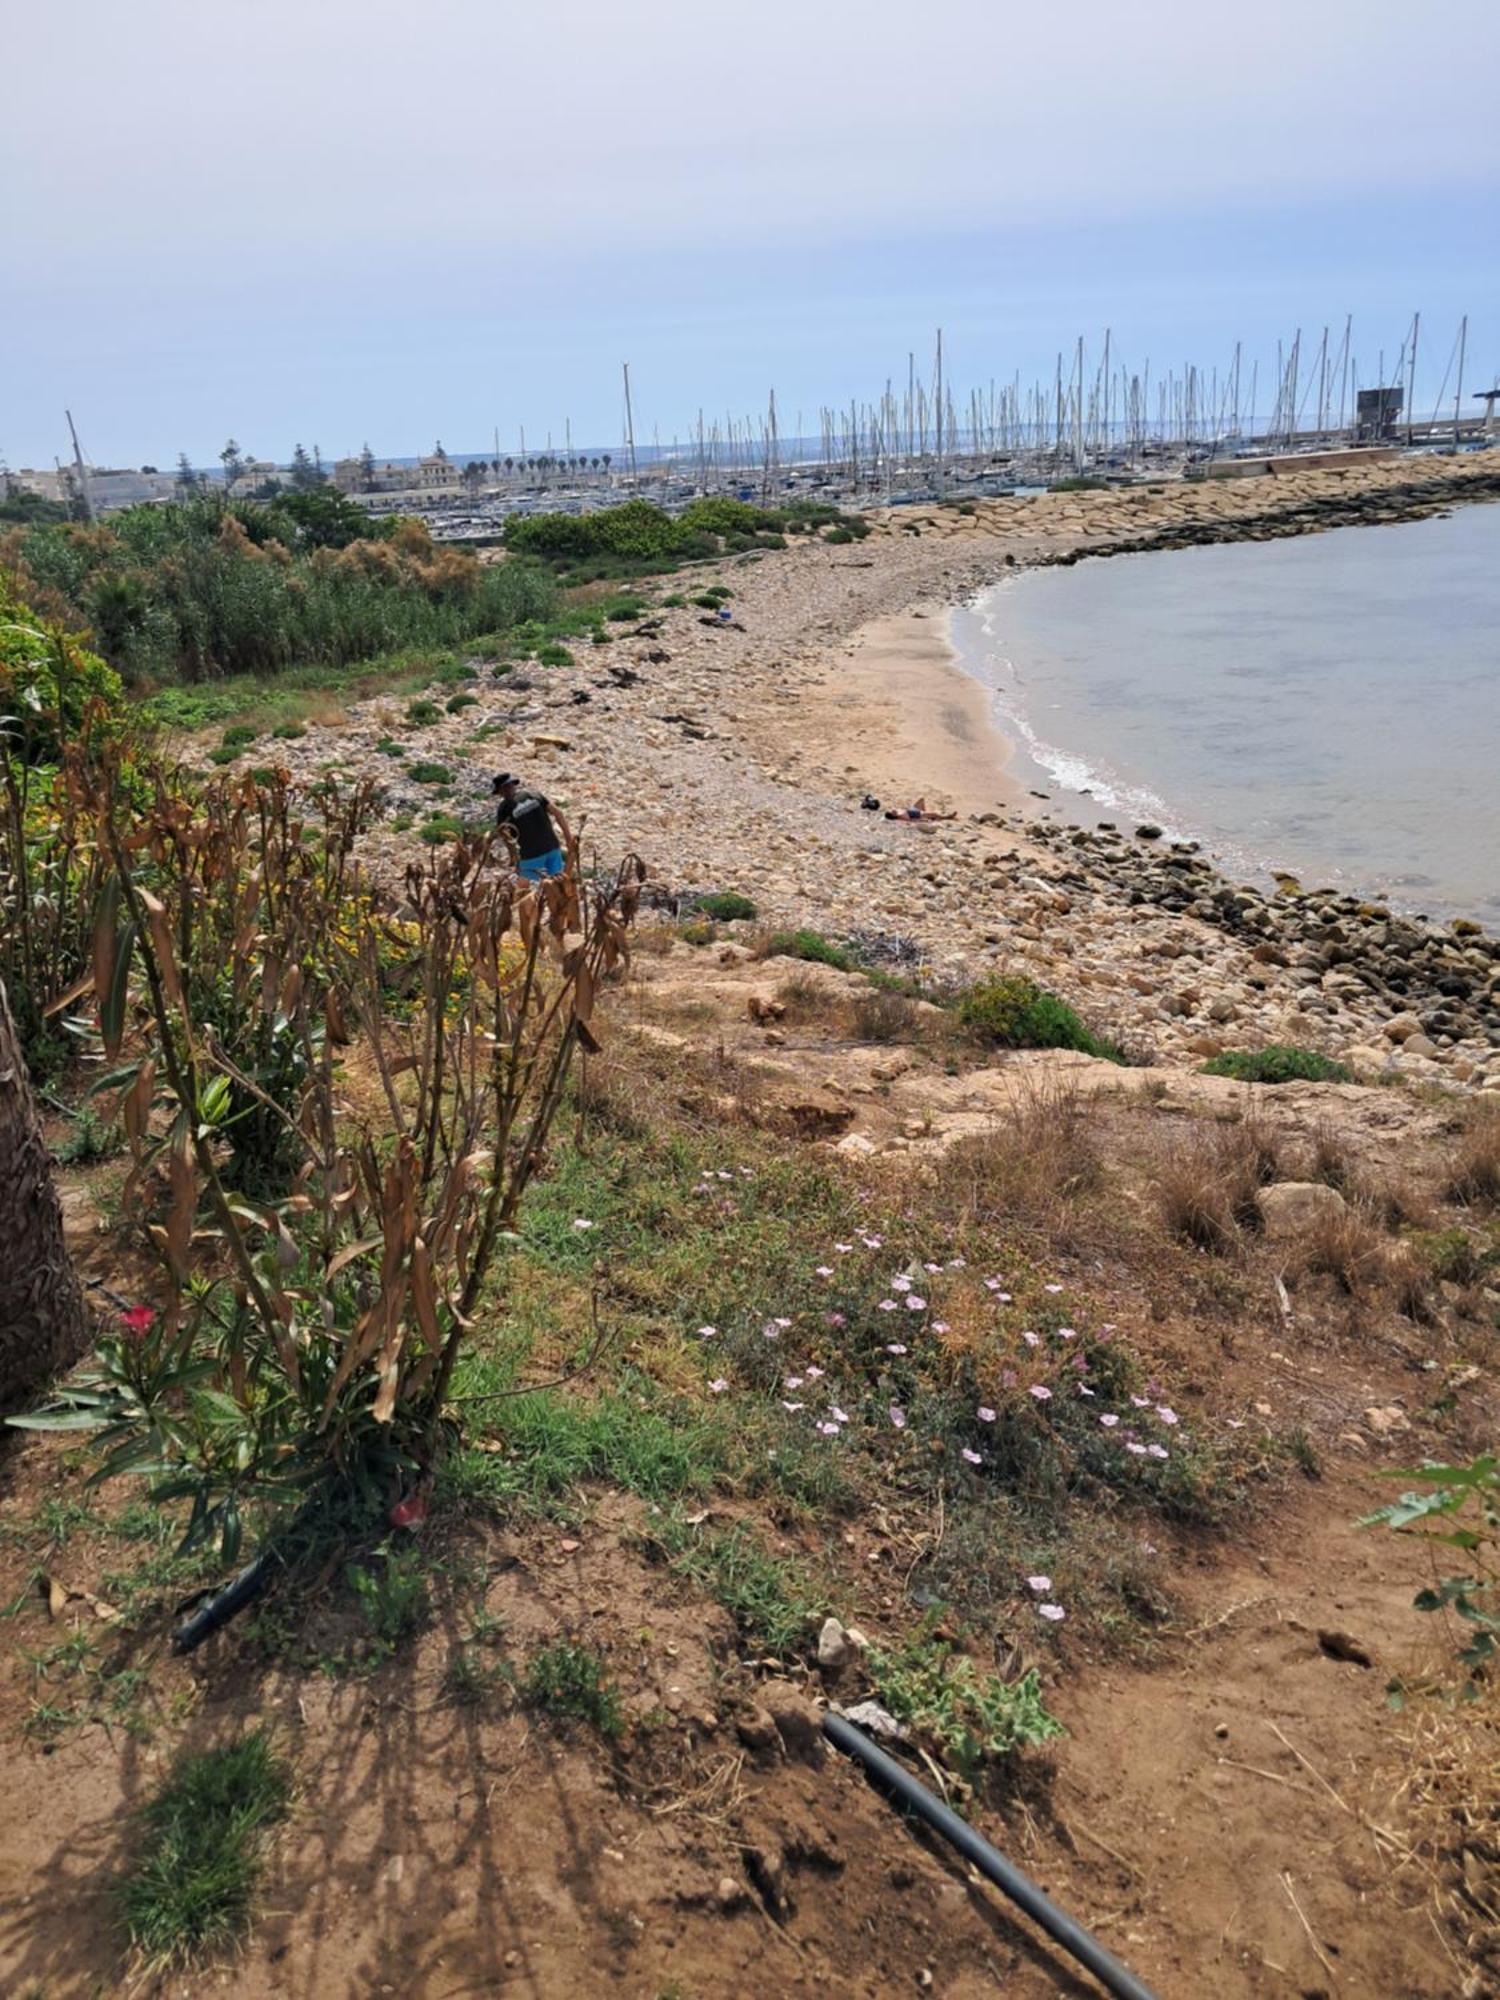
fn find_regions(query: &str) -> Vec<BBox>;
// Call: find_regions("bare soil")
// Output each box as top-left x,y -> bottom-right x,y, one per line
5,946 -> 1496,1998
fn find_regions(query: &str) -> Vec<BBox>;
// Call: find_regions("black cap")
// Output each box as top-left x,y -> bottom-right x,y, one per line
492,771 -> 518,792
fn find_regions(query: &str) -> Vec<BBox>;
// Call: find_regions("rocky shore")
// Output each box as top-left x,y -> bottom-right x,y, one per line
213,451 -> 1500,1093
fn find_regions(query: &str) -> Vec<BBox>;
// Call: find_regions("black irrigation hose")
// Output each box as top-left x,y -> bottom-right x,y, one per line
823,1713 -> 1160,2000
171,1550 -> 275,1655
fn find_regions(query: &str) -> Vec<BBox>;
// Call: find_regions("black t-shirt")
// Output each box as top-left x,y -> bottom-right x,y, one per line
495,788 -> 558,859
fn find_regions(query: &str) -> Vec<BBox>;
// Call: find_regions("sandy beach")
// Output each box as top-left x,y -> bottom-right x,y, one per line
793,604 -> 1023,821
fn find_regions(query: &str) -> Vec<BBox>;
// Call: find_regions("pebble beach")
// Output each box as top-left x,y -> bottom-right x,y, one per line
231,452 -> 1500,1092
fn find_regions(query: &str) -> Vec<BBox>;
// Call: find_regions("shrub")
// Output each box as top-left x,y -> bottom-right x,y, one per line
764,928 -> 853,972
220,724 -> 257,748
957,973 -> 1121,1059
404,698 -> 441,726
445,691 -> 477,712
271,721 -> 306,740
694,890 -> 758,922
408,762 -> 453,785
375,736 -> 404,756
534,642 -> 573,667
1201,1046 -> 1351,1085
6,496 -> 555,686
0,576 -> 124,764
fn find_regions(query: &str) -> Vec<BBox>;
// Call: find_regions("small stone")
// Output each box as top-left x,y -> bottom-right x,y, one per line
1364,1404 -> 1411,1437
817,1616 -> 853,1669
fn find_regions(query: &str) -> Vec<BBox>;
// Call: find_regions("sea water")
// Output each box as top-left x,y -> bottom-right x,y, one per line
953,499 -> 1500,925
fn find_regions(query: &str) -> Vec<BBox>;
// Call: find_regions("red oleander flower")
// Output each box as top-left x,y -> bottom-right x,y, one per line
120,1305 -> 156,1338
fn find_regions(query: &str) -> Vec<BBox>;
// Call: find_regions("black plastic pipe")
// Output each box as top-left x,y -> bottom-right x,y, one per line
171,1550 -> 275,1654
823,1712 -> 1159,2000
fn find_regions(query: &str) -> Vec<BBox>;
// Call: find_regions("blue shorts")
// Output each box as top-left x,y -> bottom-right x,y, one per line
518,848 -> 565,881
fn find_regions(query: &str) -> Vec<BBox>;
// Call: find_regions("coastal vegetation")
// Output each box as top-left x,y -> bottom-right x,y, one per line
502,495 -> 855,580
2,493 -> 554,686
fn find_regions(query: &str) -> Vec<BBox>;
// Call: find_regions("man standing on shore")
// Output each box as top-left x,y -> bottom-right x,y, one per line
492,771 -> 571,879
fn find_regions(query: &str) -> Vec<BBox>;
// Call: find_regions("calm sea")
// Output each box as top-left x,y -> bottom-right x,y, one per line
953,499 -> 1500,926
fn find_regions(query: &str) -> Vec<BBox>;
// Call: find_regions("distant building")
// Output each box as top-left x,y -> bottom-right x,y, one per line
1355,386 -> 1403,442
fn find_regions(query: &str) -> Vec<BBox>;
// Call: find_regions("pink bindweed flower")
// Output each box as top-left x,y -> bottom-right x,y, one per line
892,1275 -> 913,1292
817,1421 -> 840,1437
762,1323 -> 781,1339
830,1405 -> 850,1425
697,1325 -> 718,1339
1028,1384 -> 1053,1402
906,1295 -> 926,1311
785,1375 -> 804,1389
815,1266 -> 834,1277
977,1406 -> 996,1423
708,1378 -> 729,1393
961,1447 -> 983,1466
782,1400 -> 805,1412
878,1299 -> 898,1312
572,1217 -> 595,1231
1125,1441 -> 1147,1455
931,1321 -> 950,1334
805,1365 -> 825,1379
1037,1603 -> 1066,1621
1227,1418 -> 1246,1429
826,1312 -> 847,1328
1156,1406 -> 1179,1426
889,1405 -> 907,1429
1027,1575 -> 1052,1593
1022,1331 -> 1041,1348
1057,1326 -> 1077,1339
1078,1385 -> 1096,1397
886,1343 -> 907,1355
1044,1283 -> 1064,1294
923,1262 -> 942,1275
1000,1369 -> 1018,1388
1099,1413 -> 1119,1428
835,1242 -> 853,1254
948,1256 -> 966,1269
1131,1395 -> 1150,1407
983,1276 -> 1004,1291
1147,1444 -> 1169,1460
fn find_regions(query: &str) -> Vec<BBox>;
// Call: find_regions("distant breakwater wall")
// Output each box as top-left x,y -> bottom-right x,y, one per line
1032,466 -> 1500,569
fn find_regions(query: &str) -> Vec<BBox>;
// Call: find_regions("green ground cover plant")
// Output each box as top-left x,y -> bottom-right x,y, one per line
120,1730 -> 291,1964
1201,1045 -> 1352,1084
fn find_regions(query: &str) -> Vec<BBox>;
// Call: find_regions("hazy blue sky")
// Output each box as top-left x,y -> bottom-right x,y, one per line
4,0 -> 1496,468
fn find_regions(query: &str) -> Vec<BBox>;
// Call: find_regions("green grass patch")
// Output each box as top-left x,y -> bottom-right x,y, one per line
763,928 -> 854,972
1200,1045 -> 1352,1085
651,1515 -> 818,1657
521,1641 -> 622,1735
693,891 -> 758,922
404,698 -> 442,727
120,1729 -> 291,1965
407,761 -> 453,785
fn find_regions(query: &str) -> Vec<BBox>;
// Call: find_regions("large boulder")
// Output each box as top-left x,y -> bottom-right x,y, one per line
1257,1181 -> 1348,1239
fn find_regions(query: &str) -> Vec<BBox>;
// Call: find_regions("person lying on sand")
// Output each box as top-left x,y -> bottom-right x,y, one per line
884,797 -> 957,824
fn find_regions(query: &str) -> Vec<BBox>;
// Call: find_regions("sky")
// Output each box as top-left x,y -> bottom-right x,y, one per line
4,0 -> 1497,469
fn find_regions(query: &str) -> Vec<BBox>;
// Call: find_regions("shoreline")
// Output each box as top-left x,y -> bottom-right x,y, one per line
231,452 -> 1500,1090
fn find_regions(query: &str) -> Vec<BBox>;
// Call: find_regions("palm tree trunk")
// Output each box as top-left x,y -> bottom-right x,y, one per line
0,976 -> 89,1409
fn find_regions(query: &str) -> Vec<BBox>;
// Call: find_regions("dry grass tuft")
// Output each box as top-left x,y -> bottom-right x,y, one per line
1293,1198 -> 1396,1298
1388,1676 -> 1500,1981
939,1085 -> 1103,1235
1447,1104 -> 1500,1209
1156,1113 -> 1284,1251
